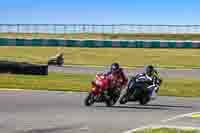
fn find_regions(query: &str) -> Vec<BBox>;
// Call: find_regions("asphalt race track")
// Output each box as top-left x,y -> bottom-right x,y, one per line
0,91 -> 199,133
49,65 -> 200,78
0,66 -> 199,133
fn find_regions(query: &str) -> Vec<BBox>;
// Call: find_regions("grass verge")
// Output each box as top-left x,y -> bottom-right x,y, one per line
1,47 -> 200,68
0,72 -> 92,92
0,72 -> 200,97
134,128 -> 198,133
192,113 -> 200,118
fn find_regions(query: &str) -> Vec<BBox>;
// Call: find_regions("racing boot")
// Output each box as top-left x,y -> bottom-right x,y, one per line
150,89 -> 157,100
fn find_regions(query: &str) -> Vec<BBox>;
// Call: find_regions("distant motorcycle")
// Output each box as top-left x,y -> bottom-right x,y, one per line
119,76 -> 162,105
84,73 -> 121,107
48,54 -> 64,66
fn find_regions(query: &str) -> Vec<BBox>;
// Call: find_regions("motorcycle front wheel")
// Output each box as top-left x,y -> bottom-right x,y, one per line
84,93 -> 95,106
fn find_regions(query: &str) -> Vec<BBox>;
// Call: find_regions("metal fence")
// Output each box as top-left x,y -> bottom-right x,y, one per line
1,24 -> 200,34
0,24 -> 200,40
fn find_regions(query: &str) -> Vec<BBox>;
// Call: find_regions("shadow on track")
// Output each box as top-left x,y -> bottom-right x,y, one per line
94,103 -> 194,110
94,105 -> 170,110
144,104 -> 193,109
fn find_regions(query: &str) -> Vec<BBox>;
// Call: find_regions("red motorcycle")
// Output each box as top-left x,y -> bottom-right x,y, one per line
84,73 -> 121,107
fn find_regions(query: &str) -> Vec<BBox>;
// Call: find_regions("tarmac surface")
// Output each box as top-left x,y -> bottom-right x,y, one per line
0,91 -> 199,133
49,65 -> 200,78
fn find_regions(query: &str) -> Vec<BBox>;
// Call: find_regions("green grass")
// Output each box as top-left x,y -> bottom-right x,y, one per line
134,128 -> 198,133
1,33 -> 200,40
161,78 -> 200,97
0,72 -> 92,92
1,72 -> 200,97
1,46 -> 200,68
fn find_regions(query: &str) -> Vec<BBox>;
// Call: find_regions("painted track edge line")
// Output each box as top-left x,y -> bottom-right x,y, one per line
161,112 -> 200,123
123,125 -> 200,133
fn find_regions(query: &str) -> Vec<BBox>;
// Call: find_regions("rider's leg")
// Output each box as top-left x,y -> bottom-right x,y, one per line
104,88 -> 111,100
147,85 -> 158,99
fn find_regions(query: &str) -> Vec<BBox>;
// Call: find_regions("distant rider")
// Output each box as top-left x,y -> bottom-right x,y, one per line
56,52 -> 64,61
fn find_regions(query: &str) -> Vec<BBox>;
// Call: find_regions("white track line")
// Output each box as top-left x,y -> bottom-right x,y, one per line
124,112 -> 200,133
162,112 -> 200,123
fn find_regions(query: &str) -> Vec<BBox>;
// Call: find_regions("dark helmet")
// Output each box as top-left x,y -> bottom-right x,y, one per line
111,63 -> 120,73
146,65 -> 154,77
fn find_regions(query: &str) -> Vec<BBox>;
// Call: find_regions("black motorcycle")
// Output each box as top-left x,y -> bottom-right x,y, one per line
119,76 -> 162,105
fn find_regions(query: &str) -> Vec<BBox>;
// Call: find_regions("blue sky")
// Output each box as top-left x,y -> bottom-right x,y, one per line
0,0 -> 199,24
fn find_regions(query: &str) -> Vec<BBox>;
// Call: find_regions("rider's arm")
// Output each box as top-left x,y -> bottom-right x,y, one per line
153,70 -> 163,85
154,69 -> 160,78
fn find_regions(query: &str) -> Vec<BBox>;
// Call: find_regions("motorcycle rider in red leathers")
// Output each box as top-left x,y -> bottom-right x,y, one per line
104,63 -> 128,98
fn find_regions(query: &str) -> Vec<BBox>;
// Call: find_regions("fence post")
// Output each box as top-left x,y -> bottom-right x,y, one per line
112,24 -> 114,34
92,24 -> 95,33
101,25 -> 103,39
0,24 -> 1,33
72,24 -> 75,33
54,24 -> 57,34
64,25 -> 67,33
17,24 -> 20,33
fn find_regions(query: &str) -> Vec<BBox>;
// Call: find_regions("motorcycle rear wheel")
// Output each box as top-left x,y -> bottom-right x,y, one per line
139,96 -> 150,105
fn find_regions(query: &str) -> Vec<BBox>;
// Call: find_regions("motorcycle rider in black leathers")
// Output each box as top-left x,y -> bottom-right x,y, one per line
134,65 -> 162,99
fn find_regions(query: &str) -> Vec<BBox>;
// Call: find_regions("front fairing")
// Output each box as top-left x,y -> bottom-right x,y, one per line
90,82 -> 103,96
